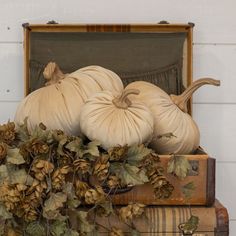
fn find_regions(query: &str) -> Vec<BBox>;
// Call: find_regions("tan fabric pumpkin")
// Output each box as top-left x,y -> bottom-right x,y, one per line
126,78 -> 220,154
14,62 -> 124,136
79,89 -> 154,150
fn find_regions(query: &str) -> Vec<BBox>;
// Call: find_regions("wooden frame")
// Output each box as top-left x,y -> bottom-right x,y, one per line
215,200 -> 229,235
23,23 -> 193,112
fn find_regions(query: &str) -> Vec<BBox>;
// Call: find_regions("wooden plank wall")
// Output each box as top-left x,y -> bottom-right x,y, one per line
0,0 -> 235,234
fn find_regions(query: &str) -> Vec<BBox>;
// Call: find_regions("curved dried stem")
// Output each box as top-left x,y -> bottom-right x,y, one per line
170,78 -> 220,113
112,89 -> 140,109
43,62 -> 66,86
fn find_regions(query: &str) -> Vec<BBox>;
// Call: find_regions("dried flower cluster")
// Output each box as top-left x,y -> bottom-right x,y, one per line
0,120 -> 173,235
118,203 -> 146,223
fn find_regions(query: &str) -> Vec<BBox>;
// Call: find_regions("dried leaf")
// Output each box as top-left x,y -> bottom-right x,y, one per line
182,182 -> 196,199
44,192 -> 67,212
86,229 -> 100,236
0,224 -> 4,236
96,200 -> 114,217
16,118 -> 30,142
85,140 -> 100,157
167,155 -> 191,179
0,203 -> 12,219
0,165 -> 9,183
188,215 -> 199,226
62,182 -> 81,209
62,182 -> 75,195
7,148 -> 25,165
52,129 -> 67,142
66,139 -> 100,158
131,229 -> 141,236
77,211 -> 94,233
50,220 -> 67,236
43,209 -> 67,221
0,164 -> 33,185
10,168 -> 34,185
25,221 -> 46,236
110,163 -> 149,186
126,144 -> 151,165
57,137 -> 68,156
66,138 -> 83,156
64,229 -> 80,236
30,124 -> 51,142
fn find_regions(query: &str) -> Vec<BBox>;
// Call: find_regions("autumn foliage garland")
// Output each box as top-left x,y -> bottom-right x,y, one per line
0,121 -> 173,235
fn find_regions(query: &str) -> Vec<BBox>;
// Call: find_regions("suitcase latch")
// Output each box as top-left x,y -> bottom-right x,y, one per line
178,215 -> 199,236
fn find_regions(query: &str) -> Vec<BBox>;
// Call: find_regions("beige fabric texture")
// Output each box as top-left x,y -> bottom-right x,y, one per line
14,66 -> 124,136
79,90 -> 154,150
126,81 -> 200,154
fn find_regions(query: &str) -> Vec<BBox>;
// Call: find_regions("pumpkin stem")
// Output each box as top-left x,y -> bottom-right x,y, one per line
43,62 -> 66,86
170,78 -> 220,113
113,89 -> 140,109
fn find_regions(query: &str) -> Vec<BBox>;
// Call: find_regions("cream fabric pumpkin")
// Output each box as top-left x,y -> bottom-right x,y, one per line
79,89 -> 154,150
14,62 -> 124,136
126,78 -> 220,154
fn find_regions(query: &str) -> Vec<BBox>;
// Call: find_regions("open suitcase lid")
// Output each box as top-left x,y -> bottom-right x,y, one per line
23,22 -> 194,113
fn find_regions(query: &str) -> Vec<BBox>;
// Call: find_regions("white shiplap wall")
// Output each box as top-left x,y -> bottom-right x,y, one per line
0,0 -> 235,234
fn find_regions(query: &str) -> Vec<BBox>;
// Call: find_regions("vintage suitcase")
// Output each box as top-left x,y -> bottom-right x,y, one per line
0,200 -> 228,235
22,22 -> 215,206
82,199 -> 228,236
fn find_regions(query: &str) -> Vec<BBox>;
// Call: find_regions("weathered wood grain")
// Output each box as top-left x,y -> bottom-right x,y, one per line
193,44 -> 236,104
216,163 -> 236,220
0,102 -> 19,123
193,104 -> 236,162
0,43 -> 23,101
1,0 -> 236,43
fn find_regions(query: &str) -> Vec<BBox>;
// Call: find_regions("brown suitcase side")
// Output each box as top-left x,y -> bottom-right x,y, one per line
206,157 -> 216,206
69,199 -> 228,235
110,154 -> 214,206
1,201 -> 228,235
215,200 -> 229,236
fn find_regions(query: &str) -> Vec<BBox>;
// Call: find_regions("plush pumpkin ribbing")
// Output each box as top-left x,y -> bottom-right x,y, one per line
14,62 -> 124,136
